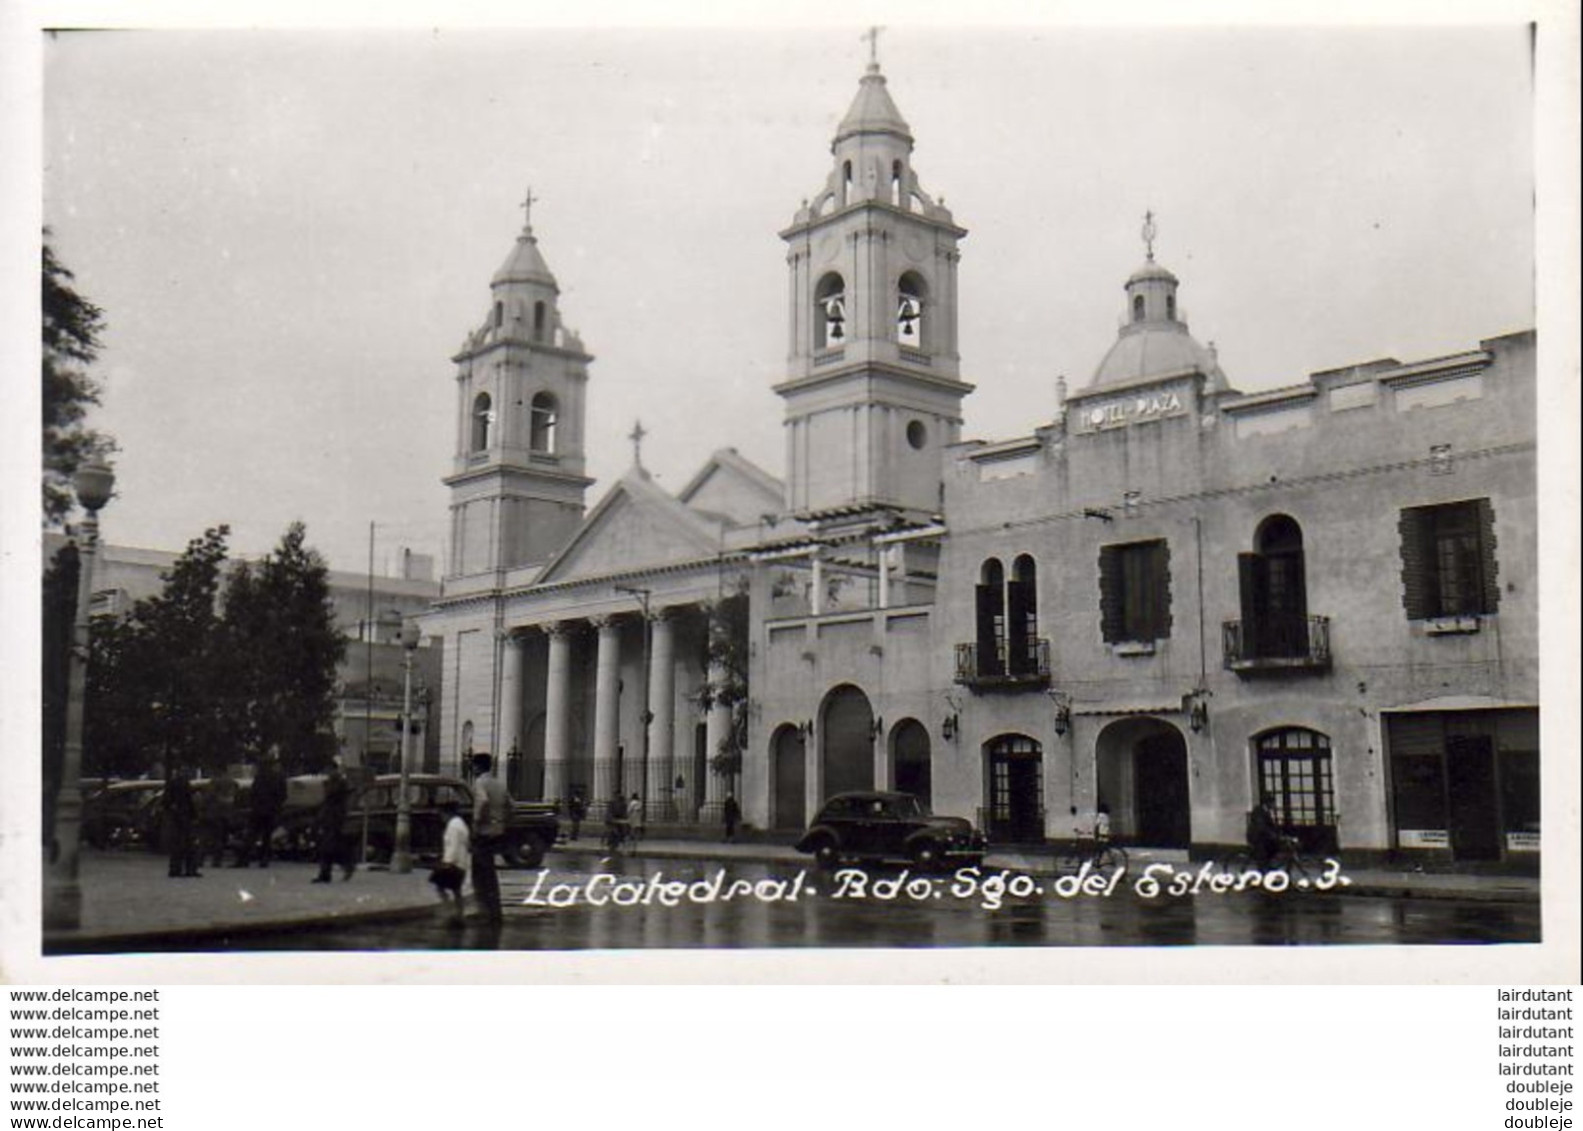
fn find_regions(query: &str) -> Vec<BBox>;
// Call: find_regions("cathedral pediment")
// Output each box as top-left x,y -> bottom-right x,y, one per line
534,469 -> 725,585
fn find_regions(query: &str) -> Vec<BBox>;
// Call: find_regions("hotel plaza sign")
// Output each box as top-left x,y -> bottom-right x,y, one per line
1072,385 -> 1191,432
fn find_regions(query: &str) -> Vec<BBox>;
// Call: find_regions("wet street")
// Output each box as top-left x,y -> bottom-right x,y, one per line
163,851 -> 1540,953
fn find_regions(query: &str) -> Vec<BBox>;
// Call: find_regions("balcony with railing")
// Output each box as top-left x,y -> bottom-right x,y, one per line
954,638 -> 1051,689
1222,614 -> 1331,674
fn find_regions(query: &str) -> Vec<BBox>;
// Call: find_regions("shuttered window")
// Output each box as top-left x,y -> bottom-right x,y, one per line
1100,540 -> 1171,643
1399,498 -> 1500,619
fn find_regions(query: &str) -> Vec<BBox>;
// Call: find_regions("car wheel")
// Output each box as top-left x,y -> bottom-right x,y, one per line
813,840 -> 841,870
910,840 -> 942,872
507,837 -> 546,869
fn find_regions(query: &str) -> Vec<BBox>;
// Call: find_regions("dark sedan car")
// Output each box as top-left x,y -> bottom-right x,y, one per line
795,791 -> 986,871
345,774 -> 558,868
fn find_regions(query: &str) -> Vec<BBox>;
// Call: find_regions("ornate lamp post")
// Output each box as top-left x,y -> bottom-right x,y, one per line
45,458 -> 115,931
392,619 -> 421,873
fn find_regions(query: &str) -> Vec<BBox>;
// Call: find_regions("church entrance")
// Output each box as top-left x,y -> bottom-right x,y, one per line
772,724 -> 807,830
820,685 -> 875,802
1096,718 -> 1191,847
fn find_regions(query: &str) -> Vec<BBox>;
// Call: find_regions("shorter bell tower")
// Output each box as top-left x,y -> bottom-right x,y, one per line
445,192 -> 594,577
776,47 -> 973,521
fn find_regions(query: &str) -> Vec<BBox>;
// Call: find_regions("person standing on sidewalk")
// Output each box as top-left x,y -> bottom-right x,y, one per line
237,747 -> 286,868
162,766 -> 200,878
567,790 -> 587,842
722,794 -> 741,843
313,761 -> 354,883
430,798 -> 469,926
470,752 -> 507,925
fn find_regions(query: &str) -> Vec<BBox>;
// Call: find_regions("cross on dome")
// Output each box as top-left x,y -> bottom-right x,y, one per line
864,26 -> 884,71
519,187 -> 539,230
628,419 -> 648,468
1142,209 -> 1157,262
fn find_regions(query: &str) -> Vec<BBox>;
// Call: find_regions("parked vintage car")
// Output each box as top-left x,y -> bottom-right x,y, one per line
343,774 -> 559,868
795,791 -> 987,871
80,780 -> 165,850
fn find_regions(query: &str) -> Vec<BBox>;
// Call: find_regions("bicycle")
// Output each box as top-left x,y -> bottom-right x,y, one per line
1055,830 -> 1129,876
1223,835 -> 1323,885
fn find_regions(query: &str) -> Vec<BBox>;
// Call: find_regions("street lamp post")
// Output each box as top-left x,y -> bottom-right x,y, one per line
45,459 -> 115,932
392,620 -> 421,873
615,585 -> 652,825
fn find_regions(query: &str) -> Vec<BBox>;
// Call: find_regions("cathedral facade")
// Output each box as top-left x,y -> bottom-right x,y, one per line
423,58 -> 1538,865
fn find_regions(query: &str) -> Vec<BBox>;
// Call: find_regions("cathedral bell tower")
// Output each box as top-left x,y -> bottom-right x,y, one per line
444,193 -> 594,578
776,47 -> 972,521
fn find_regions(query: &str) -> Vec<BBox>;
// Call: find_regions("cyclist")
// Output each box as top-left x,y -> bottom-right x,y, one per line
1246,797 -> 1283,867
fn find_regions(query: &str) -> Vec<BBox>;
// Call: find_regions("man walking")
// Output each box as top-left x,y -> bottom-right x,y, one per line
163,765 -> 200,878
238,746 -> 287,868
313,761 -> 353,883
470,752 -> 508,925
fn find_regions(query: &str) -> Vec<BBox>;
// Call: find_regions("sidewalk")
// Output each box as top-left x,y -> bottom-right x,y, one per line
44,838 -> 1541,951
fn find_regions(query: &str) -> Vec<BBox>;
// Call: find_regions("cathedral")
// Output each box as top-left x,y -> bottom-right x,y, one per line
423,54 -> 1538,866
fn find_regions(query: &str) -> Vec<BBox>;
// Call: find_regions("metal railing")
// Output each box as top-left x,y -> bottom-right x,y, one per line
954,638 -> 1051,688
1223,614 -> 1331,672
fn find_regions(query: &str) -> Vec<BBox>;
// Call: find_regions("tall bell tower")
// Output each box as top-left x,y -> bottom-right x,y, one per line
445,193 -> 594,577
776,43 -> 972,521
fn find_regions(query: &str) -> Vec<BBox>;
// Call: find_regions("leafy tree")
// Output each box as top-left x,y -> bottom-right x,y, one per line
42,238 -> 113,526
221,523 -> 347,773
83,527 -> 234,778
42,543 -> 80,842
703,583 -> 751,780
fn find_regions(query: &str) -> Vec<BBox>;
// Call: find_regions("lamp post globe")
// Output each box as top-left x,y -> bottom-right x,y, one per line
392,619 -> 421,873
45,459 -> 115,931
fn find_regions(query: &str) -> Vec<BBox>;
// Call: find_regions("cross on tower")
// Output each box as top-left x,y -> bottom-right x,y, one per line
864,26 -> 884,68
628,419 -> 647,468
519,187 -> 539,229
1142,209 -> 1157,261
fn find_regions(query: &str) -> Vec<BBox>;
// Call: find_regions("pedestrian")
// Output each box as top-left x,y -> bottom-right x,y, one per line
199,765 -> 240,868
312,761 -> 354,883
567,790 -> 587,841
629,791 -> 644,843
470,752 -> 508,925
604,790 -> 629,854
722,793 -> 741,843
429,798 -> 469,926
162,766 -> 200,878
1247,797 -> 1282,867
237,746 -> 287,868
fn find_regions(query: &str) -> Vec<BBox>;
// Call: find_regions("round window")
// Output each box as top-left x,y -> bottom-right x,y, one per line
906,420 -> 928,450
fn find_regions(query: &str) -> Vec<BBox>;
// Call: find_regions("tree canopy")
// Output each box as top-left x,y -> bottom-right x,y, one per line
42,237 -> 113,526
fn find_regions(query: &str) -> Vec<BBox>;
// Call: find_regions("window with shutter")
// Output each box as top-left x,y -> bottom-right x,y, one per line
1399,499 -> 1499,619
1102,540 -> 1169,644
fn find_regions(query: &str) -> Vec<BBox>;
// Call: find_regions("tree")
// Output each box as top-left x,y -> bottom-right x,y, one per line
703,583 -> 751,781
221,523 -> 347,773
42,237 -> 113,526
83,527 -> 234,778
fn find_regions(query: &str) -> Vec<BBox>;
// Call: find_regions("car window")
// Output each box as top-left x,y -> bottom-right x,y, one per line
435,785 -> 468,809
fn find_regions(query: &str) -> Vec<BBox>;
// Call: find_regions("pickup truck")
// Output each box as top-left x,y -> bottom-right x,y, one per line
343,773 -> 559,868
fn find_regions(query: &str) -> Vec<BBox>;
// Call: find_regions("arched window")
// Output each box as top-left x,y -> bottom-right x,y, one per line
529,392 -> 558,453
1132,294 -> 1146,323
493,301 -> 504,329
985,734 -> 1044,843
471,392 -> 493,452
1255,727 -> 1337,853
815,273 -> 846,349
1238,515 -> 1310,659
896,272 -> 926,348
975,558 -> 1006,677
842,160 -> 853,207
533,301 -> 547,341
1166,293 -> 1176,321
891,159 -> 904,206
1008,554 -> 1039,676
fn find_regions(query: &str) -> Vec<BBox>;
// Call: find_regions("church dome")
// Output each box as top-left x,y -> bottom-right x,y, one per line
833,62 -> 913,148
1091,322 -> 1220,389
492,230 -> 557,289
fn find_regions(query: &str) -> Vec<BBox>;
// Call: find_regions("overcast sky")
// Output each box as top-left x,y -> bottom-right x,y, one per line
36,24 -> 1537,575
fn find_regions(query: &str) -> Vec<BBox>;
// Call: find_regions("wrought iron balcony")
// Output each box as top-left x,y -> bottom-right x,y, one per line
955,638 -> 1051,689
1222,614 -> 1331,674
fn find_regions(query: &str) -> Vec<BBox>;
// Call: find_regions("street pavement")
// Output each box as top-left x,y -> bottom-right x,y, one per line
42,835 -> 1541,951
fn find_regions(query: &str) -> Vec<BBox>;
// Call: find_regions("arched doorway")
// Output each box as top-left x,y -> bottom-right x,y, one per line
984,734 -> 1043,843
820,685 -> 874,800
1096,718 -> 1190,847
771,724 -> 807,830
891,719 -> 931,809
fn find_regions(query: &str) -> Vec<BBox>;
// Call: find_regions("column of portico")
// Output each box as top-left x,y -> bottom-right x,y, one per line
541,622 -> 572,804
591,615 -> 621,812
703,656 -> 732,822
646,609 -> 676,822
498,631 -> 525,764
